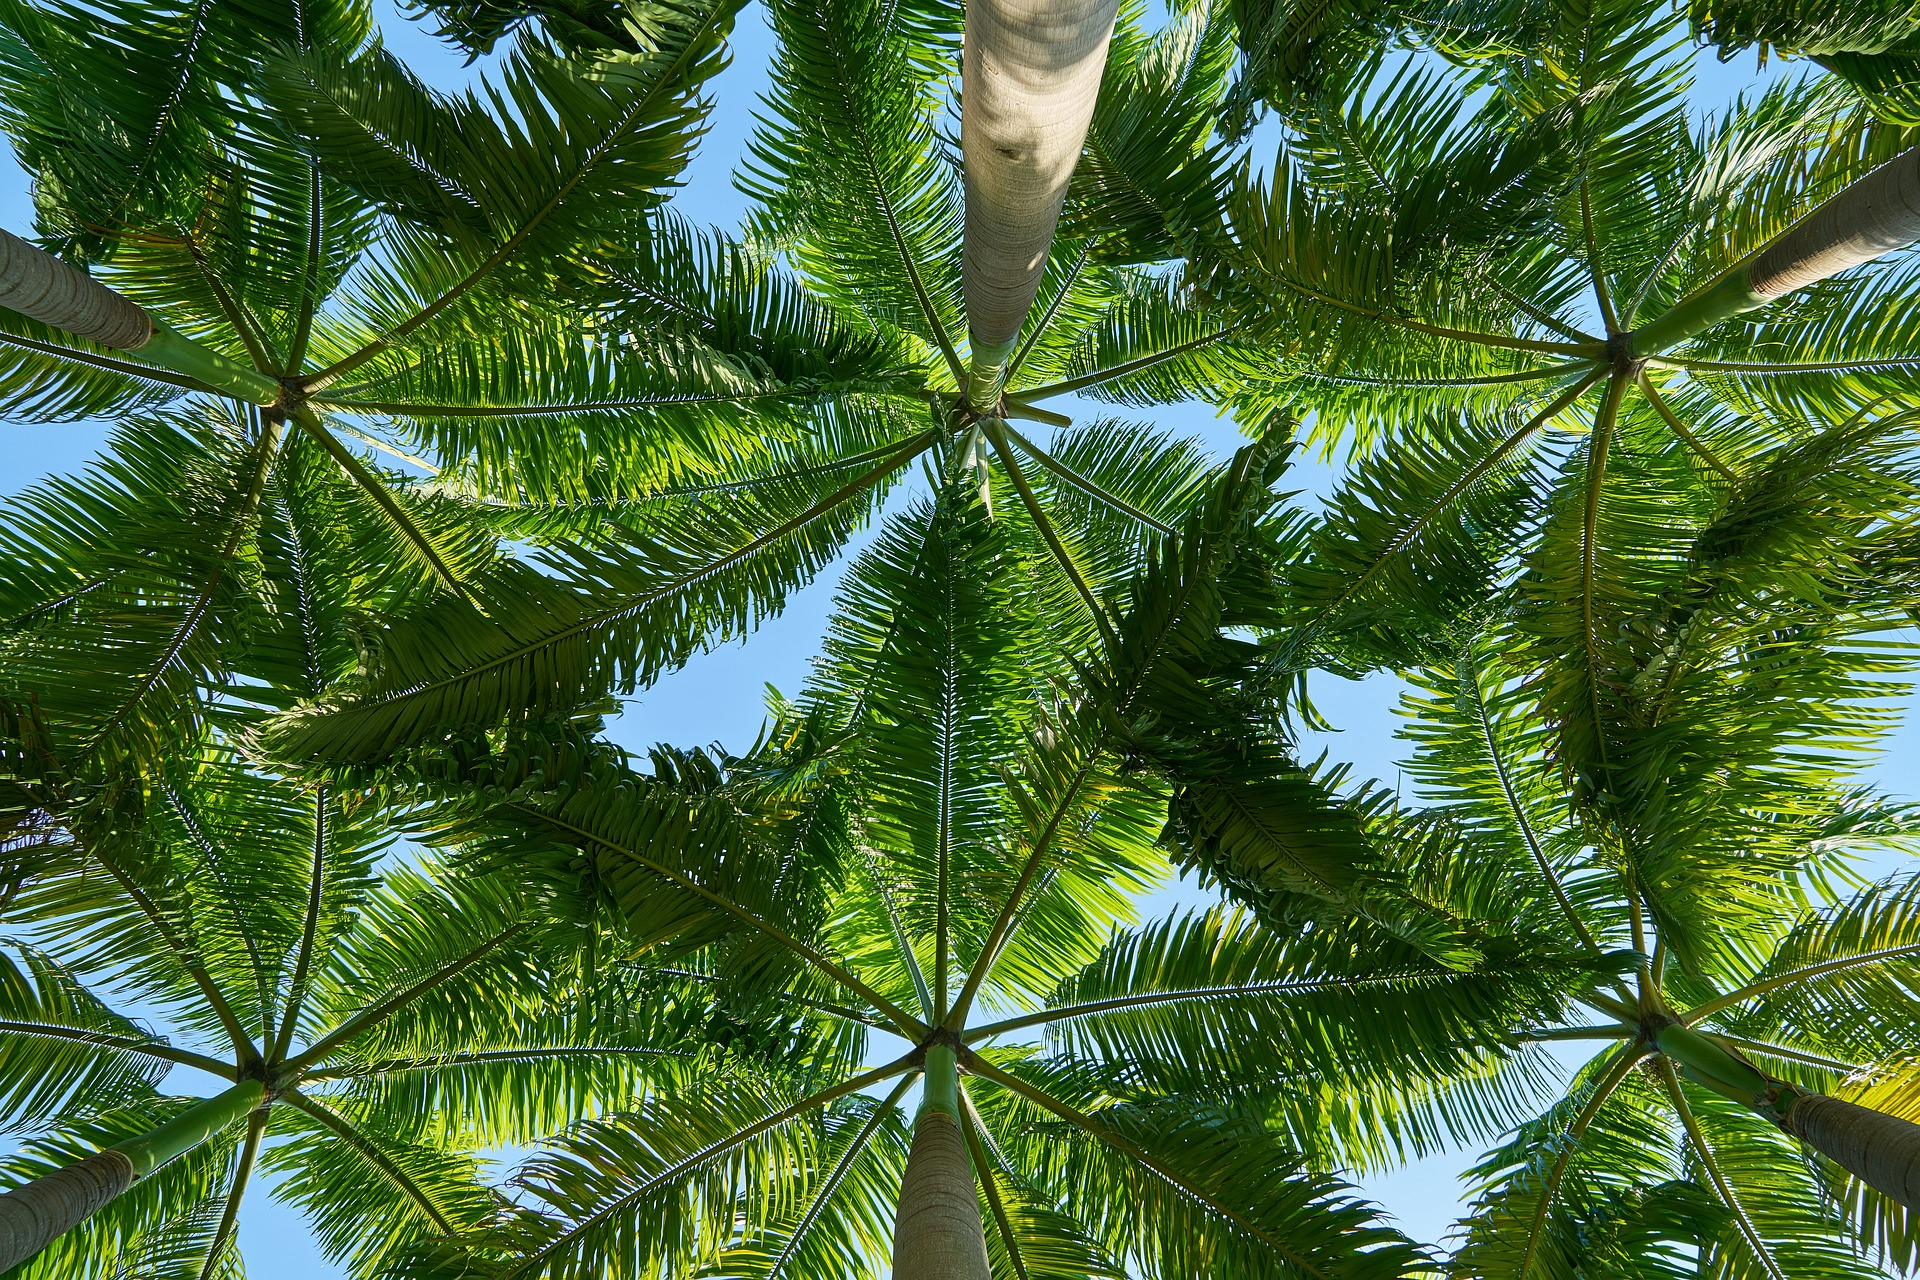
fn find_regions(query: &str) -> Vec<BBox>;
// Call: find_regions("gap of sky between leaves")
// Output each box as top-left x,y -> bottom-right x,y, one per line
0,1 -> 1914,1271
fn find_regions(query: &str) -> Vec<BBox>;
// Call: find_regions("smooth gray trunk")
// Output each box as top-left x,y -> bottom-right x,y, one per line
0,1149 -> 134,1272
0,1080 -> 263,1271
1630,142 -> 1920,354
889,1107 -> 991,1280
1660,1022 -> 1920,1210
0,227 -> 280,404
1787,1090 -> 1920,1209
0,229 -> 152,349
960,0 -> 1122,379
1748,142 -> 1920,298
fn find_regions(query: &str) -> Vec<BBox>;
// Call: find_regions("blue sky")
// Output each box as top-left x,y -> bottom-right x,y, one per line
0,3 -> 1915,1271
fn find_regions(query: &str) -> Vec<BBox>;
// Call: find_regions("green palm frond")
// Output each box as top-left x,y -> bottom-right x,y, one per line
1011,419 -> 1214,592
974,1055 -> 1424,1280
1686,0 -> 1920,124
1516,402 -> 1918,972
265,1092 -> 502,1277
264,0 -> 732,292
0,0 -> 1914,1270
0,0 -> 369,263
1452,1053 -> 1678,1280
1664,1079 -> 1885,1279
1004,907 -> 1577,1116
1283,396 -> 1576,669
398,723 -> 854,1011
598,215 -> 914,393
0,944 -> 176,1133
1022,272 -> 1255,407
1703,872 -> 1920,1065
258,425 -> 925,764
394,1065 -> 894,1279
0,410 -> 278,779
742,0 -> 965,374
1061,0 -> 1234,263
718,1084 -> 911,1278
416,0 -> 693,56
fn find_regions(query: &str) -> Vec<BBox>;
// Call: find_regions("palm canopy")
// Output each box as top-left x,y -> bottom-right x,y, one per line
3,0 -> 1918,1274
0,403 -> 782,1276
0,0 -> 1275,786
245,0 -> 1920,775
0,699 -> 739,1279
1297,381 -> 1920,1273
1170,0 -> 1920,676
235,0 -> 1289,769
0,0 -> 918,788
319,440 -> 1618,1279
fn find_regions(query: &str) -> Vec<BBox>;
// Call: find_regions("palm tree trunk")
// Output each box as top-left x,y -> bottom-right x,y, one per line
1630,142 -> 1920,355
960,0 -> 1122,410
1781,1090 -> 1920,1209
1657,1022 -> 1920,1208
0,1080 -> 264,1272
0,229 -> 281,404
0,230 -> 152,349
890,1045 -> 990,1280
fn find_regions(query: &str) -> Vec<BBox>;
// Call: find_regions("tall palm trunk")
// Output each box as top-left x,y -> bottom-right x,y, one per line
890,1045 -> 990,1280
1630,142 -> 1920,355
0,229 -> 280,404
960,0 -> 1122,409
1782,1091 -> 1920,1208
1658,1022 -> 1920,1208
0,1080 -> 264,1271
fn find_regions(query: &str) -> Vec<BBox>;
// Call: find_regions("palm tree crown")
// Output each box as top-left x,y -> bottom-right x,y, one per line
0,0 -> 1916,1273
355,445 -> 1610,1278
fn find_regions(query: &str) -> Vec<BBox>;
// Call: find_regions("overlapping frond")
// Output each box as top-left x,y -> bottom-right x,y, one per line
259,423 -> 924,764
973,1055 -> 1425,1280
742,0 -> 964,370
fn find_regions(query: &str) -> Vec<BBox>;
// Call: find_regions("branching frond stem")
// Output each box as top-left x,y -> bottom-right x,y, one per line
1637,373 -> 1739,482
996,422 -> 1176,535
767,1074 -> 915,1278
498,1056 -> 915,1278
944,750 -> 1100,1030
283,1090 -> 458,1233
966,1056 -> 1338,1279
1511,1046 -> 1647,1279
0,1019 -> 233,1079
1017,327 -> 1235,401
285,920 -> 531,1073
1657,1059 -> 1787,1280
965,974 -> 1411,1042
303,0 -> 731,389
292,408 -> 473,597
983,422 -> 1116,649
198,1104 -> 267,1280
1006,238 -> 1097,385
1683,942 -> 1920,1025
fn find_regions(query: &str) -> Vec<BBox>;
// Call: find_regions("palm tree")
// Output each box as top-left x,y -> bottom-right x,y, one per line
1300,397 -> 1920,1273
0,0 -> 1386,1270
243,0 -> 1279,770
0,694 -> 718,1279
1178,0 -> 1920,678
0,0 -> 1280,790
958,0 -> 1123,408
0,0 -> 907,795
337,444 -> 1610,1279
0,164 -> 836,1267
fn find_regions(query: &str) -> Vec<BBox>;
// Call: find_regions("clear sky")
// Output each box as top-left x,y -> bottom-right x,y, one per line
0,3 -> 1914,1272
